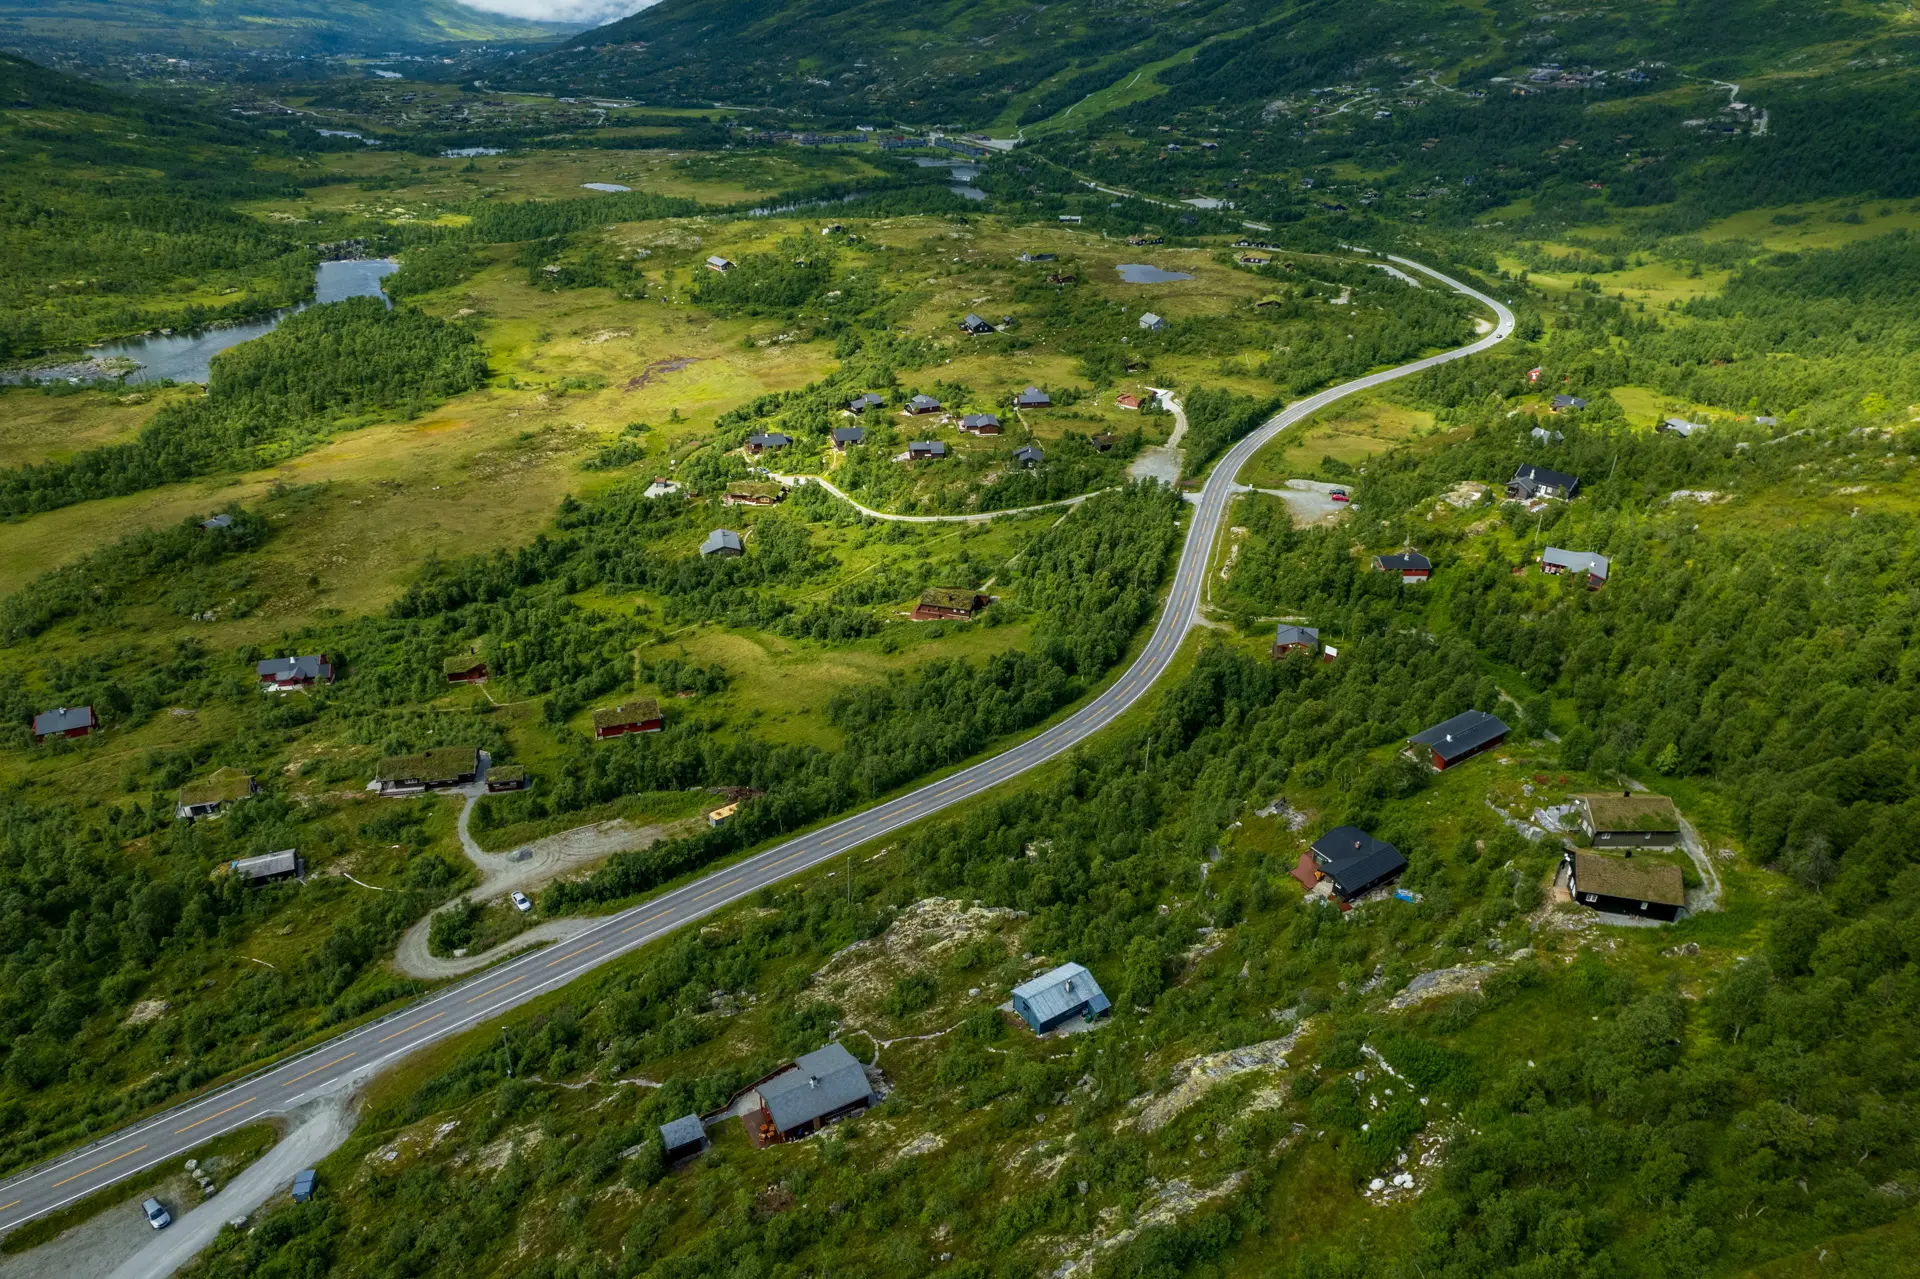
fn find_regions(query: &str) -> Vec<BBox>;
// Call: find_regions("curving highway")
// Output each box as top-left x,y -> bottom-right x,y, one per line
0,256 -> 1510,1244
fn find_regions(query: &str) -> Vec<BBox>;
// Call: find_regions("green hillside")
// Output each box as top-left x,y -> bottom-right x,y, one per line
0,0 -> 579,54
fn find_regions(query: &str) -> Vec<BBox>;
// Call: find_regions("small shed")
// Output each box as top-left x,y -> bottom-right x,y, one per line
706,255 -> 734,272
1408,709 -> 1509,771
373,747 -> 479,795
594,699 -> 664,739
1541,547 -> 1610,587
743,1042 -> 875,1144
1014,386 -> 1050,409
443,656 -> 488,684
176,767 -> 255,819
486,764 -> 530,793
1564,851 -> 1685,922
1138,312 -> 1167,332
914,587 -> 988,621
908,440 -> 947,459
32,705 -> 96,742
258,654 -> 333,690
960,313 -> 995,334
701,529 -> 745,557
660,1114 -> 709,1163
1373,551 -> 1431,583
1014,445 -> 1044,468
959,413 -> 1003,435
832,425 -> 866,449
1011,962 -> 1111,1034
707,801 -> 739,826
643,478 -> 681,499
231,849 -> 302,884
1309,826 -> 1408,900
291,1170 -> 317,1203
1115,393 -> 1142,410
1272,624 -> 1319,659
1578,793 -> 1681,848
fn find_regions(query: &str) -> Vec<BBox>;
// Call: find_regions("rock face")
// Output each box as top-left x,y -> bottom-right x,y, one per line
1123,1022 -> 1311,1133
1386,964 -> 1499,1011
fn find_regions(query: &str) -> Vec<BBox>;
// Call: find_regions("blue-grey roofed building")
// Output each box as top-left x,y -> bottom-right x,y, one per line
257,654 -> 333,690
31,704 -> 95,741
1011,962 -> 1111,1034
745,432 -> 791,454
907,394 -> 942,414
200,513 -> 233,531
908,440 -> 947,459
848,392 -> 885,414
1272,624 -> 1319,658
1408,709 -> 1510,771
701,529 -> 744,557
744,1042 -> 874,1144
291,1169 -> 317,1203
1014,445 -> 1044,467
960,313 -> 995,334
660,1113 -> 708,1162
1014,386 -> 1050,408
1506,464 -> 1579,501
832,425 -> 866,448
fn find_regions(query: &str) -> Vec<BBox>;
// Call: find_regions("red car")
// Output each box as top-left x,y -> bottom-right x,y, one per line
1329,489 -> 1350,503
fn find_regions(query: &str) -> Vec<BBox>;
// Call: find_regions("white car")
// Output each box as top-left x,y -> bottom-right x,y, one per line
510,891 -> 533,913
143,1198 -> 172,1230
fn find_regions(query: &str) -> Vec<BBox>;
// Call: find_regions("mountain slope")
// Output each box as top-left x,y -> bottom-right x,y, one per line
0,0 -> 581,55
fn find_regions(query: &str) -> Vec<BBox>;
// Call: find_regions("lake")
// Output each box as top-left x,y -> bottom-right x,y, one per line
88,259 -> 398,385
913,158 -> 987,200
1115,264 -> 1194,283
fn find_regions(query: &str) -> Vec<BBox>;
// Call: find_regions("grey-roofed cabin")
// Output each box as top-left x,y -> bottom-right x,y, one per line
908,440 -> 947,459
1272,624 -> 1319,659
959,412 -> 1002,434
31,705 -> 95,741
1011,961 -> 1111,1034
1014,386 -> 1050,408
258,654 -> 333,690
742,1042 -> 874,1145
1541,546 -> 1610,587
231,849 -> 302,883
848,392 -> 885,414
1014,445 -> 1043,467
832,425 -> 866,448
1506,464 -> 1579,501
1309,826 -> 1408,900
200,513 -> 233,530
960,313 -> 994,334
701,529 -> 744,557
1408,709 -> 1509,771
906,394 -> 942,414
1138,312 -> 1167,331
660,1114 -> 708,1162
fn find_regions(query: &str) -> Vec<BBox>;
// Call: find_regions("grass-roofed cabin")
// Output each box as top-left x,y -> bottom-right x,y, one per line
176,767 -> 256,820
374,747 -> 479,796
912,587 -> 989,622
594,699 -> 663,739
723,481 -> 787,507
487,764 -> 530,793
1563,850 -> 1687,922
1577,793 -> 1682,849
444,655 -> 489,684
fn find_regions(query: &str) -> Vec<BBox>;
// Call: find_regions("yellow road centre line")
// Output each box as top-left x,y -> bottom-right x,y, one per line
690,877 -> 742,903
622,909 -> 671,935
378,1012 -> 445,1044
283,1053 -> 354,1087
546,941 -> 603,968
174,1097 -> 255,1135
51,1146 -> 148,1189
467,976 -> 525,1004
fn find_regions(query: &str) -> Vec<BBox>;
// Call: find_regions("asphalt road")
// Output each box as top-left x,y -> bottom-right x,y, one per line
0,256 -> 1511,1242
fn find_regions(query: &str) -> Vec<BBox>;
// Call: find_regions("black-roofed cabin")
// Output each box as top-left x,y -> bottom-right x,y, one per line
832,425 -> 866,449
660,1114 -> 709,1163
1407,709 -> 1510,771
1372,552 -> 1431,583
1308,826 -> 1409,901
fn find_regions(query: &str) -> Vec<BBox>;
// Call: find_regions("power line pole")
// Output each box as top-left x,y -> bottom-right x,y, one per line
501,1026 -> 513,1079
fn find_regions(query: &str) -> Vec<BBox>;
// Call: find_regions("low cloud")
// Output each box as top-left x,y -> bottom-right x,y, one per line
454,0 -> 659,25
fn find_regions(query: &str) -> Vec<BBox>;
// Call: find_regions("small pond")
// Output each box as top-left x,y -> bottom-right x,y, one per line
1115,264 -> 1194,284
443,147 -> 506,158
581,183 -> 631,193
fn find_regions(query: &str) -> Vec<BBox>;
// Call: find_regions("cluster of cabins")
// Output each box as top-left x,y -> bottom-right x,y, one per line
731,387 -> 1054,468
1275,701 -> 1690,922
655,960 -> 1111,1163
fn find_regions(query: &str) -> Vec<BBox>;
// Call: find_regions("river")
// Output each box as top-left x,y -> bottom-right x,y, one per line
85,259 -> 398,385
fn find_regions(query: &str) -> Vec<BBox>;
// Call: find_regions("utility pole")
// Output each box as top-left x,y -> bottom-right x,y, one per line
847,854 -> 853,907
501,1026 -> 513,1078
